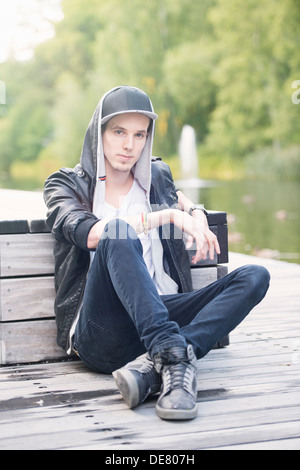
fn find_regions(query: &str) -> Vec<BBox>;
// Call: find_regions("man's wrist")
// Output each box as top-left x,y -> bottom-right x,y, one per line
188,204 -> 208,217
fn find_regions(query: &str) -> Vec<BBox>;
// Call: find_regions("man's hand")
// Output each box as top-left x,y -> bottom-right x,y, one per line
175,190 -> 221,264
189,209 -> 220,263
170,209 -> 220,264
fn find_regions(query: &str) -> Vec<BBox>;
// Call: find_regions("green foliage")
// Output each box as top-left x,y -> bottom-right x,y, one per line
163,39 -> 217,141
206,0 -> 300,157
0,0 -> 299,188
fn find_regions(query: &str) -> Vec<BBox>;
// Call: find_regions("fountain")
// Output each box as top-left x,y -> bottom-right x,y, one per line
179,125 -> 198,181
176,124 -> 212,202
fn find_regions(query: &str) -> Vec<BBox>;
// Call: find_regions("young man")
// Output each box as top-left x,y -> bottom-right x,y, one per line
44,86 -> 270,420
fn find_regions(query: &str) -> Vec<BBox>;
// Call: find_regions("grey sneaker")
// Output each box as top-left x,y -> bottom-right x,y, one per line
112,353 -> 162,409
154,345 -> 198,420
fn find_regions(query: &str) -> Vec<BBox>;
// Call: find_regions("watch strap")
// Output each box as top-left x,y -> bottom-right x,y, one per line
188,205 -> 207,216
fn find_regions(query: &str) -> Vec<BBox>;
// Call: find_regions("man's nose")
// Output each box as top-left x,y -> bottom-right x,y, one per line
123,134 -> 134,150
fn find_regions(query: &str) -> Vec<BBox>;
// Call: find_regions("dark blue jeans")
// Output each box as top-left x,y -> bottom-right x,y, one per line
74,219 -> 270,374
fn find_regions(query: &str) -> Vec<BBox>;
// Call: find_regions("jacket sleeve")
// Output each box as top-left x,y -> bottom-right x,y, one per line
151,159 -> 179,209
43,166 -> 98,250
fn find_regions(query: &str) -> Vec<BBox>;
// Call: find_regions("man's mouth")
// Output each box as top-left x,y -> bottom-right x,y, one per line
119,154 -> 133,162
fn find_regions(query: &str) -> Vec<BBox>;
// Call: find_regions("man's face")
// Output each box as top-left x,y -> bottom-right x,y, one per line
102,113 -> 150,175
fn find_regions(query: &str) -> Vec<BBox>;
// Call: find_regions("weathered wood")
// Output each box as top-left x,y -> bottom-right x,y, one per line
0,322 -> 299,450
191,266 -> 217,290
0,220 -> 29,235
0,233 -> 54,277
0,320 -> 67,365
0,276 -> 55,321
191,265 -> 228,291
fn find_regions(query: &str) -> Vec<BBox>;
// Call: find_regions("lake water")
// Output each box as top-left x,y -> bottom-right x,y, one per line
179,179 -> 300,264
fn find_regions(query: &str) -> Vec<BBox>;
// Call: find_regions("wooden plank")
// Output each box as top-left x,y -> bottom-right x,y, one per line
0,329 -> 299,449
0,377 -> 299,450
0,220 -> 29,235
93,420 -> 300,451
0,233 -> 54,277
214,438 -> 300,450
191,266 -> 217,290
0,277 -> 55,321
0,320 -> 67,365
28,219 -> 50,234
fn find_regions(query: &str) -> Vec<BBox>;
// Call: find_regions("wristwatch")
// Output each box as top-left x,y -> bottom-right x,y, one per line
188,204 -> 208,217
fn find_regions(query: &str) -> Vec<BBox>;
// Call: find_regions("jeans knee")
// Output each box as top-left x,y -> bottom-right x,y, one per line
101,218 -> 137,241
257,265 -> 270,287
241,264 -> 270,298
98,218 -> 142,258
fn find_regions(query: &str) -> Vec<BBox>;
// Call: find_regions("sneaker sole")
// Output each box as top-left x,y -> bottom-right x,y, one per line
156,403 -> 198,421
112,369 -> 140,409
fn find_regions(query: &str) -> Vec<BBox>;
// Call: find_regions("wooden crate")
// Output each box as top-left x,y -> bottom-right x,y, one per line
0,220 -> 67,365
0,213 -> 229,366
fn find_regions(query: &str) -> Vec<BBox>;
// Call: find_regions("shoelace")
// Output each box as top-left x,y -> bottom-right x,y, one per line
165,362 -> 193,391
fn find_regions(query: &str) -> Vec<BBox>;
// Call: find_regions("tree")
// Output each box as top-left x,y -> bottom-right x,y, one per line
205,0 -> 300,158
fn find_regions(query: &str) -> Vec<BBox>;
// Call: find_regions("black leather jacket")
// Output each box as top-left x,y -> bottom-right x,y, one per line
44,158 -> 192,352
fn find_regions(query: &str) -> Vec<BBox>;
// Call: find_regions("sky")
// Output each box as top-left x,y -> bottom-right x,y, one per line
0,0 -> 63,63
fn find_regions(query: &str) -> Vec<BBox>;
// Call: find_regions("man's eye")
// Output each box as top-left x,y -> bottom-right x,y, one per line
136,133 -> 146,139
115,130 -> 123,135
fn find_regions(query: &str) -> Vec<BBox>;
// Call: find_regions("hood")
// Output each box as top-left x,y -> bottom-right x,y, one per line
79,86 -> 158,218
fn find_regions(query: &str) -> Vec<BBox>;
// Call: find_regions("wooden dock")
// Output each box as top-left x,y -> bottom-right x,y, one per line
0,251 -> 299,450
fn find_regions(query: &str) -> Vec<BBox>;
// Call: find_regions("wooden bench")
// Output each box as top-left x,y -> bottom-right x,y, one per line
0,212 -> 229,366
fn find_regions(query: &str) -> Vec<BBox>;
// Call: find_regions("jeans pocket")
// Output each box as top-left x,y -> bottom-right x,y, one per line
75,319 -> 126,374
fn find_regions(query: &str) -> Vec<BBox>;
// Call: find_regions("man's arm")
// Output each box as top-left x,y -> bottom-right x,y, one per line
88,207 -> 220,264
44,167 -> 98,250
